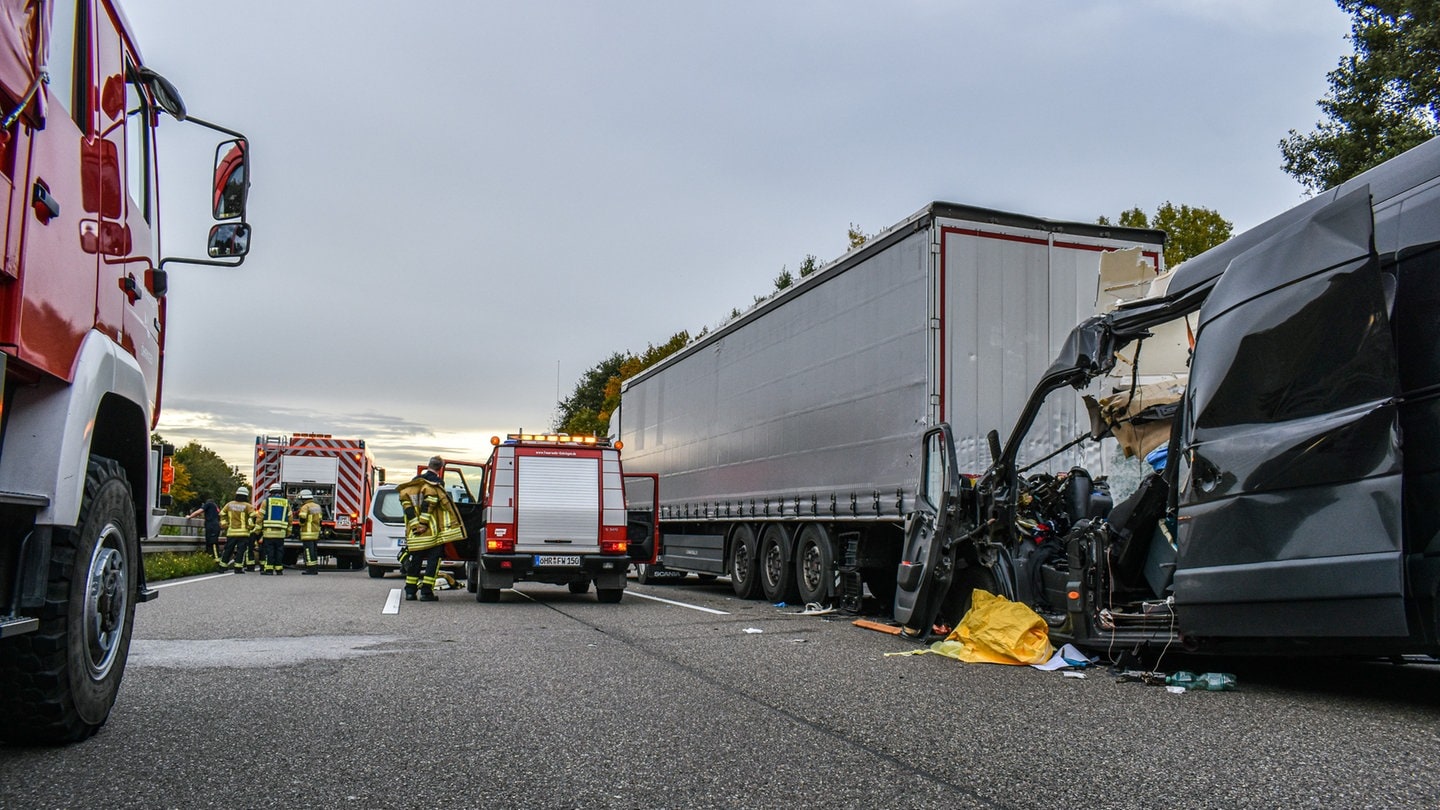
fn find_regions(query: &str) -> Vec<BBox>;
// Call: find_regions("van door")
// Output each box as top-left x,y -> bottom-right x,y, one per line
1175,185 -> 1407,638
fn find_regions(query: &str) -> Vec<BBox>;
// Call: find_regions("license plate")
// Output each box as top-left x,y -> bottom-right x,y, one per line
336,515 -> 352,529
535,555 -> 580,567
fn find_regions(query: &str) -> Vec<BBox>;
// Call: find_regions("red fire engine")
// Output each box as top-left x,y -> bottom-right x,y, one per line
253,434 -> 378,569
466,433 -> 659,604
0,0 -> 253,743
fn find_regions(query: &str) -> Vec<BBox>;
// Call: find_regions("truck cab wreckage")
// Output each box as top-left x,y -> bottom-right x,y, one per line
900,136 -> 1440,658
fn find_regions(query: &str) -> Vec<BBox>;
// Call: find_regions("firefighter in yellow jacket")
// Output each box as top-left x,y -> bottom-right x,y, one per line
295,489 -> 324,575
258,484 -> 290,575
396,456 -> 466,601
219,486 -> 256,573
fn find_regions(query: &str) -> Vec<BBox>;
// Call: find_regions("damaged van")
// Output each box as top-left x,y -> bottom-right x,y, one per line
899,135 -> 1440,657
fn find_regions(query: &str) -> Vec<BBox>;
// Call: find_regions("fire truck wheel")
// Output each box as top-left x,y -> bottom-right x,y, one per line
0,457 -> 136,744
477,587 -> 501,603
728,524 -> 762,600
568,579 -> 590,595
465,563 -> 478,593
632,563 -> 657,584
596,588 -> 623,604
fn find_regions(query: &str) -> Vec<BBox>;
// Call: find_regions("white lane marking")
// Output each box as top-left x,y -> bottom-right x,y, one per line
626,590 -> 730,615
148,572 -> 233,589
383,589 -> 402,614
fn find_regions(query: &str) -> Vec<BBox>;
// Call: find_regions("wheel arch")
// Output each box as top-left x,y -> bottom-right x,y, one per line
0,333 -> 152,530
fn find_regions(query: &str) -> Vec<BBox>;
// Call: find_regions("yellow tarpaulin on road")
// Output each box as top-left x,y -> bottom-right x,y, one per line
927,589 -> 1054,665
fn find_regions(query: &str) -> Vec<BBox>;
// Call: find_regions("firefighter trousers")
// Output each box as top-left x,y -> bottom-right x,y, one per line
221,534 -> 250,570
302,540 -> 319,573
263,537 -> 285,572
404,546 -> 441,594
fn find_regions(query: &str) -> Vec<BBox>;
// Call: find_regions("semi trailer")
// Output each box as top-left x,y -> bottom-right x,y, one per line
612,202 -> 1165,610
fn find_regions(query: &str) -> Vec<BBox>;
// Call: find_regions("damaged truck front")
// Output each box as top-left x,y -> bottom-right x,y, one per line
903,135 -> 1440,657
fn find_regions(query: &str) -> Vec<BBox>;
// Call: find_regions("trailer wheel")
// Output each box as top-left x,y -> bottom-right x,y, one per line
759,524 -> 800,604
0,457 -> 137,744
477,587 -> 501,603
729,524 -> 762,599
596,588 -> 623,604
568,579 -> 590,595
795,524 -> 835,605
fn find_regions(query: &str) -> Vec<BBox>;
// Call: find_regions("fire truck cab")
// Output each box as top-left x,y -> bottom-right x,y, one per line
467,433 -> 657,604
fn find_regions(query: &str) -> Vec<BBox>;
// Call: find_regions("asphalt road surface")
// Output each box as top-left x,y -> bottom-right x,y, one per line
3,567 -> 1439,809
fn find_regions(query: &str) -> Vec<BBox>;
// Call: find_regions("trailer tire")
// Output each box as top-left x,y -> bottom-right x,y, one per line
568,579 -> 590,595
795,524 -> 835,606
596,588 -> 623,604
0,457 -> 137,745
477,587 -> 501,603
759,524 -> 799,604
729,524 -> 762,599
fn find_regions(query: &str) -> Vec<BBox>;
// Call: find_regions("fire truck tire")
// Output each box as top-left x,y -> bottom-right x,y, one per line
632,563 -> 658,584
367,565 -> 385,579
568,579 -> 590,595
465,563 -> 478,593
596,588 -> 623,604
795,524 -> 835,606
759,524 -> 800,604
0,457 -> 137,745
282,549 -> 299,567
477,587 -> 501,603
728,524 -> 762,600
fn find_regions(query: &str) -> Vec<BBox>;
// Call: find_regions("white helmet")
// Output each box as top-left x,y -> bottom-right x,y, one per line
299,489 -> 313,499
236,486 -> 249,498
269,484 -> 282,493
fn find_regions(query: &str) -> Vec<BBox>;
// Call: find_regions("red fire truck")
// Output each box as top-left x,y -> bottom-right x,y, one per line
465,433 -> 658,604
253,434 -> 378,569
0,0 -> 253,743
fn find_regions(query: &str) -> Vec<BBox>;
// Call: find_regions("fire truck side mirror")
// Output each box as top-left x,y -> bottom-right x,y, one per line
208,222 -> 251,258
213,139 -> 248,220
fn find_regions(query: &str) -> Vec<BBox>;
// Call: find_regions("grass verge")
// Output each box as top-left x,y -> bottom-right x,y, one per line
144,551 -> 221,582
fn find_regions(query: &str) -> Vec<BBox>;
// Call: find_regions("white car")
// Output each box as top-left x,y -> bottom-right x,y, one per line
364,484 -> 464,579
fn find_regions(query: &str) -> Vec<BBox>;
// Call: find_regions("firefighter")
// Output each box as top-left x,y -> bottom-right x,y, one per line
396,456 -> 466,601
295,489 -> 324,575
219,486 -> 256,573
259,484 -> 290,575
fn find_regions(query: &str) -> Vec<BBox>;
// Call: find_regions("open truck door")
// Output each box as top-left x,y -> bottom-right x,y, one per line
623,474 -> 660,564
1175,185 -> 1408,638
438,460 -> 487,564
894,425 -> 964,636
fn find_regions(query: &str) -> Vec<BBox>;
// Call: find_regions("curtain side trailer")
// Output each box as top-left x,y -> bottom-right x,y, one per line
613,202 -> 1165,609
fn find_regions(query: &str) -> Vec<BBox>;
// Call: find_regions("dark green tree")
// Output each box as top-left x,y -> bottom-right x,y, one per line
1280,0 -> 1440,192
1098,202 -> 1233,268
173,440 -> 247,514
773,266 -> 793,290
553,352 -> 627,432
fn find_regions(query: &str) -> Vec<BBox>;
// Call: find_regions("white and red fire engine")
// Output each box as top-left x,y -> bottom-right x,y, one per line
466,433 -> 658,604
0,0 -> 253,744
253,434 -> 378,569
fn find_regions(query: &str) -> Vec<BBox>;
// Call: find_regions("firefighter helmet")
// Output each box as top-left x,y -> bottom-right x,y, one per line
236,486 -> 249,498
269,484 -> 281,493
299,489 -> 313,499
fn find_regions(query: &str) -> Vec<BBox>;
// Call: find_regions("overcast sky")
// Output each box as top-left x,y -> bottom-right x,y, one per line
126,0 -> 1352,477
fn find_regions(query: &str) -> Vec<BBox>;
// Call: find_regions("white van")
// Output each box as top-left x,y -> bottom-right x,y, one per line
364,484 -> 464,579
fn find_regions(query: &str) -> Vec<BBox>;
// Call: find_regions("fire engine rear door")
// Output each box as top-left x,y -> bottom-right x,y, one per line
623,473 -> 659,564
1175,185 -> 1407,638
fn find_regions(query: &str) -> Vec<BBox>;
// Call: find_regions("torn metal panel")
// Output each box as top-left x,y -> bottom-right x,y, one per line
1175,186 -> 1407,638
